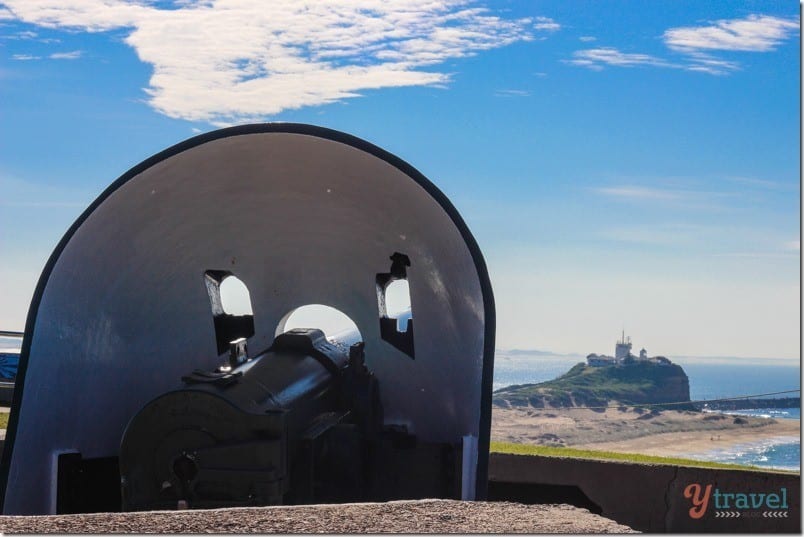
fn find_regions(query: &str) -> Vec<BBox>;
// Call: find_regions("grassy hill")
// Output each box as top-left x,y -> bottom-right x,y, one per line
494,360 -> 691,410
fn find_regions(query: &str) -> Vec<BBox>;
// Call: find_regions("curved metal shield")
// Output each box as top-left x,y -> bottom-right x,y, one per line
0,124 -> 495,514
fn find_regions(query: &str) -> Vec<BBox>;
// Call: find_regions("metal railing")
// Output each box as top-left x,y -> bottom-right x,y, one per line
0,330 -> 23,338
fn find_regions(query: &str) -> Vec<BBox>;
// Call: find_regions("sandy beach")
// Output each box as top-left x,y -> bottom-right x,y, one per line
492,405 -> 800,461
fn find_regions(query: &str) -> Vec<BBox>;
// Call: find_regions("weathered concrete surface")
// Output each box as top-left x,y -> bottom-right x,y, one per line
489,453 -> 800,533
0,499 -> 635,533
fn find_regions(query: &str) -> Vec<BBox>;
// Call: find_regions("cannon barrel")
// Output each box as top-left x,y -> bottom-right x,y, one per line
120,329 -> 382,510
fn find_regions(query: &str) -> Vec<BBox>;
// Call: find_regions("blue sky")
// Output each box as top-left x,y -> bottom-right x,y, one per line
0,1 -> 799,359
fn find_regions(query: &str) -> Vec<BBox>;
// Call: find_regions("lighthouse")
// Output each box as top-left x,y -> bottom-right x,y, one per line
615,330 -> 632,362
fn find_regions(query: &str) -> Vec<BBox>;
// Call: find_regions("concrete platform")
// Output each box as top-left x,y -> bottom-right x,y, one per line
0,499 -> 635,533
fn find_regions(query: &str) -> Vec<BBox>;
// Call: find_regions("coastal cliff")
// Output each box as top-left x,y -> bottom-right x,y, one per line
494,360 -> 691,410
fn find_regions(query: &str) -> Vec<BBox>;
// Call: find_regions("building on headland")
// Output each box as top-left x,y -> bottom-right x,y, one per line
587,331 -> 669,367
614,331 -> 632,361
586,353 -> 616,367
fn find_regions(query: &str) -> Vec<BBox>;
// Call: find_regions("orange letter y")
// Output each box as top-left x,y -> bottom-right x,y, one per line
684,483 -> 712,519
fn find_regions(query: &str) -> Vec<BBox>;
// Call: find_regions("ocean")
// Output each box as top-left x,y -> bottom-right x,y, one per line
493,350 -> 800,472
695,408 -> 801,471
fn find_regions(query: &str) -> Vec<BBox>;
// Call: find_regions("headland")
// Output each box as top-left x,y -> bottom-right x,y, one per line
491,335 -> 800,465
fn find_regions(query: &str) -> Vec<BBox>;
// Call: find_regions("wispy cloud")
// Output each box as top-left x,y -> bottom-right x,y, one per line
595,185 -> 685,201
0,29 -> 61,44
579,36 -> 596,42
724,176 -> 796,191
0,0 -> 540,124
569,14 -> 798,76
664,14 -> 799,52
494,88 -> 530,97
683,52 -> 740,75
783,240 -> 800,252
567,47 -> 675,70
533,16 -> 560,32
592,183 -> 739,211
3,29 -> 37,39
49,50 -> 81,60
11,53 -> 40,60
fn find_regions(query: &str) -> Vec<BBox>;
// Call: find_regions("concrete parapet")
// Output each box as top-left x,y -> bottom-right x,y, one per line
489,452 -> 800,532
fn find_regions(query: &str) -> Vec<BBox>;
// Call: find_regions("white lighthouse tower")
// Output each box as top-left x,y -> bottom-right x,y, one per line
615,330 -> 632,362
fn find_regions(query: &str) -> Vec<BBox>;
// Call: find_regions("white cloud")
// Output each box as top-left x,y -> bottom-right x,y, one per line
725,176 -> 788,190
49,50 -> 81,59
1,30 -> 33,40
568,47 -> 742,75
494,88 -> 530,97
579,36 -> 596,42
593,183 -> 743,206
594,185 -> 685,201
11,53 -> 41,60
533,16 -> 560,32
1,29 -> 62,44
569,14 -> 797,76
783,240 -> 800,252
567,47 -> 676,70
0,0 -> 535,124
664,14 -> 799,52
683,52 -> 740,75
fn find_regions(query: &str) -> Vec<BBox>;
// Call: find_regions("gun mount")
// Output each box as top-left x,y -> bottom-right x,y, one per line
0,124 -> 495,514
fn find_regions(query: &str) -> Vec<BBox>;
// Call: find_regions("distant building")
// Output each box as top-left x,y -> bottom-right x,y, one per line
586,332 -> 666,367
615,331 -> 632,361
586,353 -> 616,367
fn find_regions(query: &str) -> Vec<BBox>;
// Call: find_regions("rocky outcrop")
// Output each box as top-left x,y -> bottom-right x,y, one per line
494,361 -> 691,410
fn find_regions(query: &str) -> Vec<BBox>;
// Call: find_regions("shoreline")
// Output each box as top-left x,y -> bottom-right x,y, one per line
682,435 -> 800,471
491,405 -> 800,470
576,426 -> 800,461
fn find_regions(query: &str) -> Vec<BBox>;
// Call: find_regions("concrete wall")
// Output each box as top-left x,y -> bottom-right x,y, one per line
489,452 -> 800,533
0,440 -> 795,531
